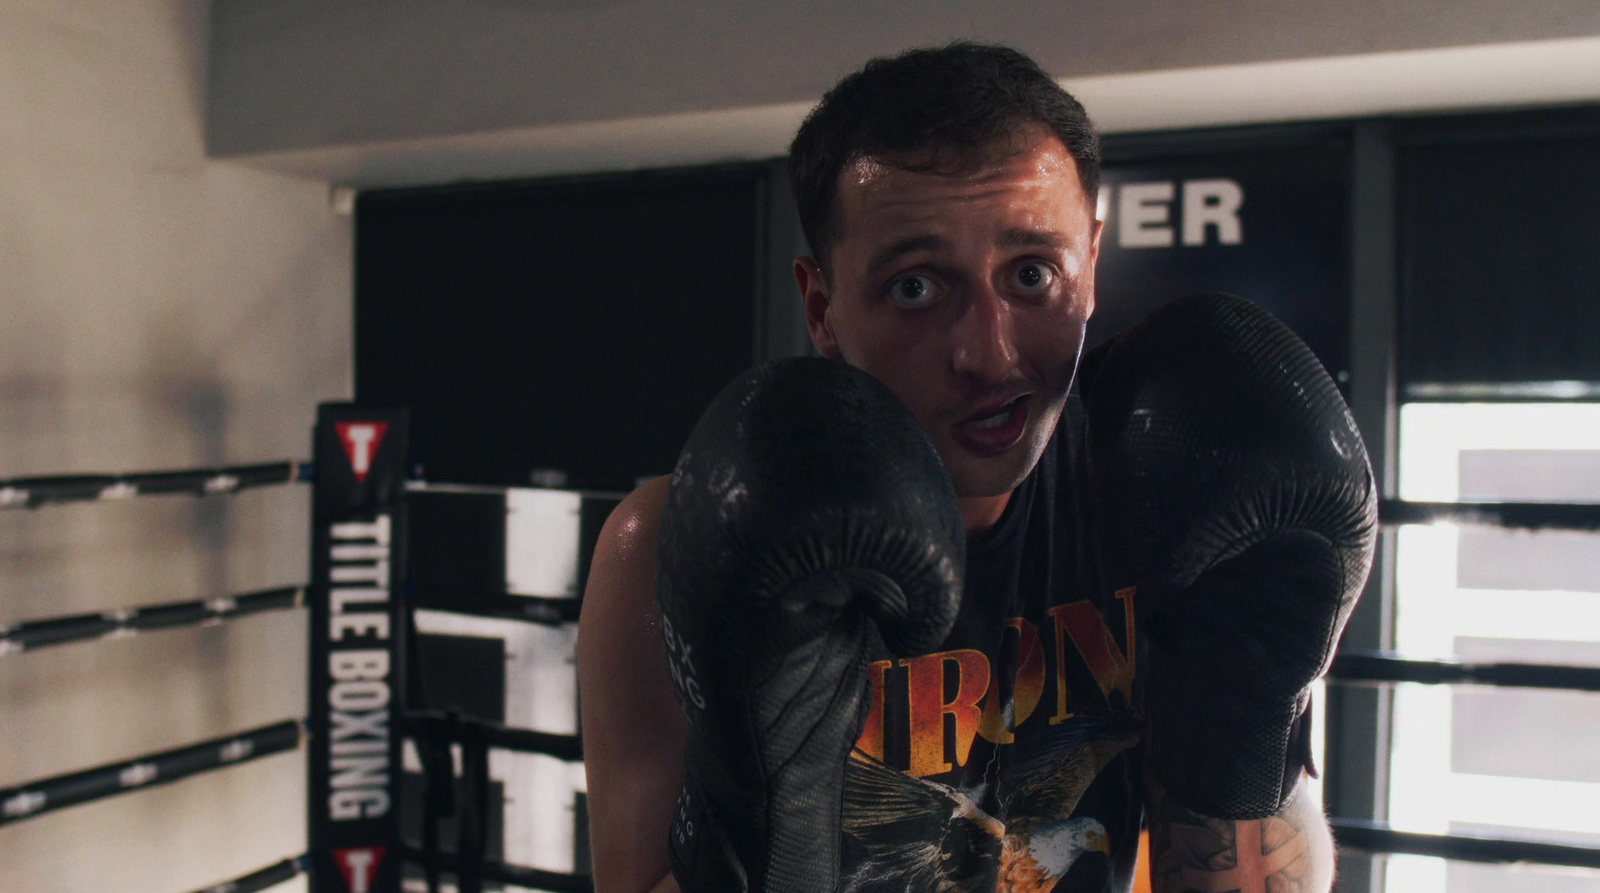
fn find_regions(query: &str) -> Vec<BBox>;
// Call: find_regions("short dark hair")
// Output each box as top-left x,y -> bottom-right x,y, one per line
787,42 -> 1100,269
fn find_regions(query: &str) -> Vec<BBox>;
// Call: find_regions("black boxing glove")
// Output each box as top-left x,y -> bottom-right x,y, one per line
1083,294 -> 1377,819
657,357 -> 965,892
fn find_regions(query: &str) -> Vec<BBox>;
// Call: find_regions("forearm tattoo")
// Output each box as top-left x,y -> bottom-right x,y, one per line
1148,788 -> 1319,893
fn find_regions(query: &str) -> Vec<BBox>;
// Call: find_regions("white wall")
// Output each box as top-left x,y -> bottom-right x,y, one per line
0,2 -> 349,890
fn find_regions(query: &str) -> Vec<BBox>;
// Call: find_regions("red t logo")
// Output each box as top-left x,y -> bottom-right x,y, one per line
333,846 -> 386,893
335,422 -> 389,483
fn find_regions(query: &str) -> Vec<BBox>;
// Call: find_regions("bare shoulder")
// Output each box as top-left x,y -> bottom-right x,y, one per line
585,474 -> 671,603
578,475 -> 683,893
578,473 -> 673,696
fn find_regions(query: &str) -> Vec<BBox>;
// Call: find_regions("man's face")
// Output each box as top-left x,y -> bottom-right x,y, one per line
798,130 -> 1102,499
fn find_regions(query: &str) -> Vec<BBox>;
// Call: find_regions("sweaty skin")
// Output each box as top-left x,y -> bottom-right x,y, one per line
796,129 -> 1101,534
577,476 -> 685,893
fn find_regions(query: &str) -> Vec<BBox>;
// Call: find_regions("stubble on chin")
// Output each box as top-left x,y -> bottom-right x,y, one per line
944,435 -> 1047,499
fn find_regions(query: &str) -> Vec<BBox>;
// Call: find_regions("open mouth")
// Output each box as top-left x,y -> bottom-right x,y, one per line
952,394 -> 1031,455
966,396 -> 1027,430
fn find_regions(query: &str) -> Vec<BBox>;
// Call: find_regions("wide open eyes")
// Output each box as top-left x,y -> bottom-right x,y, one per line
1009,260 -> 1057,296
887,273 -> 941,309
883,260 -> 1059,309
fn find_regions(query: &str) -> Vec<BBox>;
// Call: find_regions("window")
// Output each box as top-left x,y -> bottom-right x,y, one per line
1388,403 -> 1600,892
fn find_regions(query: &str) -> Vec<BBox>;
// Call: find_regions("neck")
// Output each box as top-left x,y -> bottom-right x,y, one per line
959,492 -> 1012,537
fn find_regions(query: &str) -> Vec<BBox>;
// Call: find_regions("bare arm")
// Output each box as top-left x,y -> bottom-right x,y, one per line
577,476 -> 684,893
1146,774 -> 1334,893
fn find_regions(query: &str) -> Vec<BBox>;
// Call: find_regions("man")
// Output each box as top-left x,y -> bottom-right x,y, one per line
580,43 -> 1363,893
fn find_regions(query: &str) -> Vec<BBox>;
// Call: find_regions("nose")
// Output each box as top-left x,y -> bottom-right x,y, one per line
949,285 -> 1018,385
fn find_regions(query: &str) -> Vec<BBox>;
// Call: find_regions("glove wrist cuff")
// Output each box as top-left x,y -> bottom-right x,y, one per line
1150,692 -> 1316,820
669,772 -> 750,893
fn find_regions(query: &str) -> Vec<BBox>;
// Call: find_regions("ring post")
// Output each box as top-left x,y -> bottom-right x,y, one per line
308,404 -> 409,893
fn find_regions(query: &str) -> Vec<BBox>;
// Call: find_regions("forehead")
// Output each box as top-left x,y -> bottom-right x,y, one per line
832,132 -> 1091,249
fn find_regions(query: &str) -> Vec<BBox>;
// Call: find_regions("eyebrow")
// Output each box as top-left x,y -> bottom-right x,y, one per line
864,228 -> 1071,278
997,227 -> 1070,250
865,234 -> 947,278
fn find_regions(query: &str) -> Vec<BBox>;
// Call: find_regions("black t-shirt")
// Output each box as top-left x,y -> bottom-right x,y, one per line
839,398 -> 1145,892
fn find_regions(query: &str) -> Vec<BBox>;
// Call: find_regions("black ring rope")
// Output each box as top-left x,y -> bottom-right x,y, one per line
404,480 -> 626,501
1381,499 -> 1600,531
0,586 -> 305,656
415,584 -> 581,627
1330,650 -> 1600,693
406,710 -> 583,762
13,465 -> 1600,534
1331,819 -> 1600,870
401,844 -> 594,893
1,460 -> 312,512
404,710 -> 583,893
185,855 -> 307,893
0,461 -> 310,510
0,459 -> 644,509
0,582 -> 580,658
0,719 -> 304,826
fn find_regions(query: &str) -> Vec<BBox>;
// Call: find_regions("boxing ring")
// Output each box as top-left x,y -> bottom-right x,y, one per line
1,405 -> 600,893
3,402 -> 1600,892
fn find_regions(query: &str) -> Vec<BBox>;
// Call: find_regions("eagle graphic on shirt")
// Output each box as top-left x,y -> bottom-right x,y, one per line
839,719 -> 1138,893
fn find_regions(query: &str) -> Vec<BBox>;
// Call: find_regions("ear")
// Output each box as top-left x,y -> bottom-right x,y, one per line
795,256 -> 843,359
1085,218 -> 1104,319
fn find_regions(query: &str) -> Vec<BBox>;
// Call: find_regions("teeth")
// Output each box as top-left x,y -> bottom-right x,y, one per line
969,403 -> 1016,430
970,412 -> 1008,430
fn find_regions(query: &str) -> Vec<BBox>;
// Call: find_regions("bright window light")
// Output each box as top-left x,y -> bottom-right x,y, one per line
1390,402 -> 1600,893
